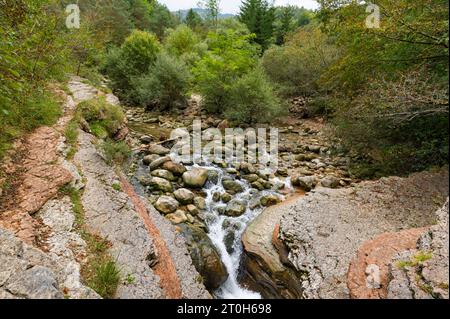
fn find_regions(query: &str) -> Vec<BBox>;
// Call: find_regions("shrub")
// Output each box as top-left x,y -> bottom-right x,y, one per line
102,30 -> 161,103
224,68 -> 284,124
261,26 -> 339,97
192,29 -> 260,114
101,140 -> 131,165
131,52 -> 191,109
76,97 -> 125,138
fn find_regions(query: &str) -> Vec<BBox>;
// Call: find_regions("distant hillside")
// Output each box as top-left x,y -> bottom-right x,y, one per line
174,8 -> 235,20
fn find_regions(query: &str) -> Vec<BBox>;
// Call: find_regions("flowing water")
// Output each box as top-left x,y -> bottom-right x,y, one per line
128,122 -> 293,299
185,162 -> 293,299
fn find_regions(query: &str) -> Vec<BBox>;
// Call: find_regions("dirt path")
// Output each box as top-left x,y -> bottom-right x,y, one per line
119,174 -> 183,299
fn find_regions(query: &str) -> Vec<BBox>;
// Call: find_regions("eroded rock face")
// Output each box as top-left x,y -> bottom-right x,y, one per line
178,224 -> 228,290
278,169 -> 449,299
0,227 -> 98,299
242,201 -> 303,299
387,199 -> 449,299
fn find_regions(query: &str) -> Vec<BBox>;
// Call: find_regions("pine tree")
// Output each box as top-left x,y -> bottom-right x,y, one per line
239,0 -> 274,50
185,8 -> 203,29
274,6 -> 296,45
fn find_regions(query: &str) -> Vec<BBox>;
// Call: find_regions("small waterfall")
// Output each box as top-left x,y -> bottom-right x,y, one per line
189,162 -> 290,299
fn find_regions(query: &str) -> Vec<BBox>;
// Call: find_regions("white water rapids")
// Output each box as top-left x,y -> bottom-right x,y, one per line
191,163 -> 293,299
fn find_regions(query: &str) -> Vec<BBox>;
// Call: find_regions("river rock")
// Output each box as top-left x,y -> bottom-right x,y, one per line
149,177 -> 173,193
321,176 -> 340,189
149,156 -> 171,171
166,210 -> 188,224
151,169 -> 176,181
240,162 -> 257,174
140,135 -> 154,144
148,144 -> 171,155
222,179 -> 244,194
208,170 -> 219,185
162,161 -> 187,176
183,168 -> 209,188
178,224 -> 228,290
174,188 -> 195,205
194,197 -> 206,210
154,196 -> 179,214
292,176 -> 318,191
225,200 -> 247,217
243,174 -> 259,183
221,193 -> 232,203
187,204 -> 200,216
260,194 -> 281,207
143,154 -> 160,166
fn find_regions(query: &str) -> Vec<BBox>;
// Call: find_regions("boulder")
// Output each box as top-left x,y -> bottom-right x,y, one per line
222,179 -> 244,194
221,192 -> 232,203
162,161 -> 187,176
183,168 -> 209,188
293,176 -> 318,191
178,224 -> 228,290
260,194 -> 281,207
321,176 -> 340,189
151,169 -> 176,181
148,144 -> 171,155
194,197 -> 206,210
166,210 -> 188,224
149,177 -> 173,193
149,156 -> 171,171
173,188 -> 195,205
155,196 -> 179,214
143,154 -> 160,166
225,200 -> 247,217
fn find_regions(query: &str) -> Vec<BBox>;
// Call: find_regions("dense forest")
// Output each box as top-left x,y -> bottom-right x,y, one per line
1,0 -> 449,177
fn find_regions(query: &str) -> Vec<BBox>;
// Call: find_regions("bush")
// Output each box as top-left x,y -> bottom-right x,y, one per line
261,26 -> 339,97
101,140 -> 131,165
192,29 -> 260,114
103,30 -> 161,103
76,97 -> 125,138
224,68 -> 284,124
132,52 -> 191,109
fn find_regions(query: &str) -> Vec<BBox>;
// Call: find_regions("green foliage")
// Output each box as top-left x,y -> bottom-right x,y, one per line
88,261 -> 121,299
274,6 -> 297,45
225,68 -> 283,124
146,1 -> 179,39
239,0 -> 275,50
185,8 -> 204,29
103,30 -> 161,103
164,24 -> 206,66
132,52 -> 191,109
76,97 -> 125,138
262,26 -> 339,97
64,120 -> 79,159
101,140 -> 131,165
193,29 -> 260,113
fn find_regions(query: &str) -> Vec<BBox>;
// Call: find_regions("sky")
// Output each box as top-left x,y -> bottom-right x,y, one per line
158,0 -> 319,14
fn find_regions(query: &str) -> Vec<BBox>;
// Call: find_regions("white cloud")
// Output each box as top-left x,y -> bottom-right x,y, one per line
159,0 -> 319,14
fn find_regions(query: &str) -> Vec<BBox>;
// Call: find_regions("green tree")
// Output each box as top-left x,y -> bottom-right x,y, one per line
146,1 -> 179,38
192,29 -> 260,113
199,0 -> 221,29
103,30 -> 161,103
225,67 -> 283,124
274,6 -> 296,45
185,8 -> 203,29
239,0 -> 275,50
